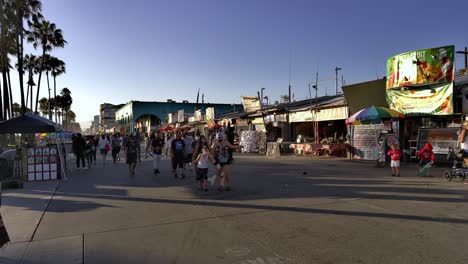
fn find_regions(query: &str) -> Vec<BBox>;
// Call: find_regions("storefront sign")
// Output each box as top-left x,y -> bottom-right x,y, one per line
178,110 -> 185,123
313,106 -> 348,121
386,82 -> 453,115
241,96 -> 261,112
194,110 -> 203,121
205,107 -> 215,120
289,106 -> 348,122
290,111 -> 313,122
386,45 -> 454,89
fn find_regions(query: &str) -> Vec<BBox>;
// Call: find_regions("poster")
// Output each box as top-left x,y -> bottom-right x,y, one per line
386,45 -> 454,89
241,96 -> 261,112
386,82 -> 453,115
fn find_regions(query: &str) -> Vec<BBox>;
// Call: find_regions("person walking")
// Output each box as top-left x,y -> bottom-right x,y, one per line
135,132 -> 142,162
111,133 -> 122,164
85,136 -> 95,167
98,134 -> 111,167
192,145 -> 216,191
211,132 -> 243,191
166,133 -> 176,172
124,133 -> 139,177
387,144 -> 402,177
144,132 -> 153,159
193,135 -> 210,188
171,133 -> 186,179
92,135 -> 99,165
183,133 -> 195,171
73,133 -> 87,170
150,132 -> 165,174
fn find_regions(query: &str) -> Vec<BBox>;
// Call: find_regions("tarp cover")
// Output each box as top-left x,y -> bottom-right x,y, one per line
0,113 -> 62,134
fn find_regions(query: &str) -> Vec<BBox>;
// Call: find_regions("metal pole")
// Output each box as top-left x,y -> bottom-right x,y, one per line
335,67 -> 342,95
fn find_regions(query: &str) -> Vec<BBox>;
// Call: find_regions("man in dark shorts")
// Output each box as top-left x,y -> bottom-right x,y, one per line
171,133 -> 186,179
124,134 -> 138,177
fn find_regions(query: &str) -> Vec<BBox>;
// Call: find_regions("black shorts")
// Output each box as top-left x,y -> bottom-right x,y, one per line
198,168 -> 208,180
185,153 -> 193,163
172,155 -> 184,169
126,153 -> 137,164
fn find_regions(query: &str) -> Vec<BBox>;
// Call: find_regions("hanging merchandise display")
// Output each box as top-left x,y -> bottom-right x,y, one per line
240,131 -> 258,153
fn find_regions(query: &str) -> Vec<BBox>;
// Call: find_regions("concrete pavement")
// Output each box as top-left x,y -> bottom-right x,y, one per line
1,154 -> 467,263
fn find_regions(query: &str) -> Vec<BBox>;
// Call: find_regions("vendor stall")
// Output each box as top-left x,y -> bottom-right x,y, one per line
0,113 -> 66,183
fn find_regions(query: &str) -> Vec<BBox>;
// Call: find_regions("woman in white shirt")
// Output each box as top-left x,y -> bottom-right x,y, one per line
98,134 -> 111,167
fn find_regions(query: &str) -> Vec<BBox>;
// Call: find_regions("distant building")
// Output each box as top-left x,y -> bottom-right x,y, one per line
93,115 -> 99,133
99,103 -> 125,133
115,100 -> 242,134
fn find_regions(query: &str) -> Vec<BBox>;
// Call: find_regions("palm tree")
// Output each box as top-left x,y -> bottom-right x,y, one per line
48,56 -> 65,122
12,0 -> 42,113
23,53 -> 39,110
38,97 -> 48,117
38,54 -> 53,119
59,87 -> 72,128
27,18 -> 66,113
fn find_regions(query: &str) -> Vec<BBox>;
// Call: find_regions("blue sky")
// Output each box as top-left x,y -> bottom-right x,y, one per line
14,0 -> 468,123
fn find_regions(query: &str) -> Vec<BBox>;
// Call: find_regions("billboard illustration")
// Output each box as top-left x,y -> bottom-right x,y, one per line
386,82 -> 453,115
386,45 -> 454,89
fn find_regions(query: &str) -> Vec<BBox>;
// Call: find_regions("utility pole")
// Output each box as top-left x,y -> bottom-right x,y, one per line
456,47 -> 468,69
335,66 -> 342,95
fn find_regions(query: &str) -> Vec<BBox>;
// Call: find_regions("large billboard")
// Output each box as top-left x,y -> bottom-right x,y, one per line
386,82 -> 453,115
386,45 -> 454,89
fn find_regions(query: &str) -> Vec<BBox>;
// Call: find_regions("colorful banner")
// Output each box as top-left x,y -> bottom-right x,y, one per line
386,83 -> 453,115
386,45 -> 454,89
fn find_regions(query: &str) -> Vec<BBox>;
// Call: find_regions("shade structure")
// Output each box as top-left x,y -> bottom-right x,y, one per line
159,126 -> 174,132
0,113 -> 62,134
346,106 -> 404,125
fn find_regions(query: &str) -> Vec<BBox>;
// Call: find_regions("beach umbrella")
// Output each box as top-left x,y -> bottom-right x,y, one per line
346,106 -> 404,125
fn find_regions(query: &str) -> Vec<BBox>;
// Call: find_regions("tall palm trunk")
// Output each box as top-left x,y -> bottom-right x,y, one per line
2,68 -> 9,119
30,72 -> 34,110
46,71 -> 52,119
7,68 -> 13,118
0,73 -> 3,120
35,49 -> 46,113
15,5 -> 26,113
53,75 -> 57,122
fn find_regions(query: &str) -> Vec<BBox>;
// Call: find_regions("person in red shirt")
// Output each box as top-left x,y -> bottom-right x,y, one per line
417,143 -> 435,176
387,144 -> 402,176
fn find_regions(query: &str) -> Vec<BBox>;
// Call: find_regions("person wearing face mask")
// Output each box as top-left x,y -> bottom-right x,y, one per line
193,135 -> 210,189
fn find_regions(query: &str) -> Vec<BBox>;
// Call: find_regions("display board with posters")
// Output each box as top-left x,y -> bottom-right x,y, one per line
387,82 -> 453,115
351,124 -> 384,161
27,146 -> 59,181
386,45 -> 454,89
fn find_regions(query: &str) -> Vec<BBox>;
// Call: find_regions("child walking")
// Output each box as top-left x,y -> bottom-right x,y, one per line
417,143 -> 435,176
387,144 -> 402,176
192,146 -> 216,191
